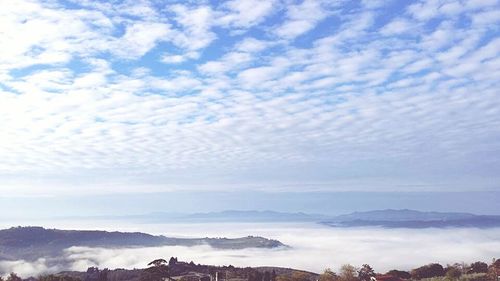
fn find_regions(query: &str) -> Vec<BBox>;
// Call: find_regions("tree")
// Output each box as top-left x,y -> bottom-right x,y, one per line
386,270 -> 411,279
141,259 -> 170,281
468,261 -> 488,273
411,263 -> 445,280
84,267 -> 107,281
169,257 -> 178,267
358,265 -> 375,281
488,259 -> 500,281
149,259 -> 168,268
339,265 -> 359,281
319,269 -> 338,281
469,262 -> 488,274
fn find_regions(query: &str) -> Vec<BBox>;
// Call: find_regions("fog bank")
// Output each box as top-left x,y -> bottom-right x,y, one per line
1,222 -> 500,278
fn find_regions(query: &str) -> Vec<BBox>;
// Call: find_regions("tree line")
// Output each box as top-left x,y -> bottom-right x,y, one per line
1,258 -> 498,281
315,259 -> 499,281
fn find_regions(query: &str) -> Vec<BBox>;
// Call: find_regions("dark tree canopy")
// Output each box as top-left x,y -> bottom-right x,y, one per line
142,259 -> 170,281
149,259 -> 168,267
411,263 -> 445,279
386,270 -> 411,279
358,265 -> 375,281
469,262 -> 488,274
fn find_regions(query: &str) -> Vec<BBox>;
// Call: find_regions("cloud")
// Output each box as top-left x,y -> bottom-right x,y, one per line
2,223 -> 500,278
161,51 -> 200,64
0,258 -> 60,278
274,0 -> 332,39
407,0 -> 441,21
0,0 -> 500,196
0,0 -> 112,69
169,4 -> 216,51
380,18 -> 412,35
217,0 -> 278,28
112,22 -> 171,59
235,38 -> 272,53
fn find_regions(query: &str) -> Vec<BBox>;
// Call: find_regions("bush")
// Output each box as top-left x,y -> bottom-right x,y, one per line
460,273 -> 488,281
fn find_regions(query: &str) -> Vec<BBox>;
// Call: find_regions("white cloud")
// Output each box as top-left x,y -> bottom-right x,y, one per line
169,5 -> 216,51
161,51 -> 200,64
407,0 -> 440,21
0,0 -> 112,70
0,258 -> 60,278
112,22 -> 171,59
0,0 -> 500,194
465,0 -> 499,9
237,66 -> 285,87
380,18 -> 412,35
198,52 -> 254,76
2,223 -> 500,278
471,9 -> 500,26
217,0 -> 277,28
235,37 -> 272,53
275,0 -> 332,39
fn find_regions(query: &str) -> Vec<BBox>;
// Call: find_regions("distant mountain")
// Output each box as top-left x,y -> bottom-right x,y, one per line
0,226 -> 286,261
331,209 -> 478,221
57,209 -> 500,228
182,210 -> 329,222
72,210 -> 330,223
322,209 -> 500,228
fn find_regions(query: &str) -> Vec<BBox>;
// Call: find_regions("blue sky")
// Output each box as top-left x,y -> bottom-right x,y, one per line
0,0 -> 499,207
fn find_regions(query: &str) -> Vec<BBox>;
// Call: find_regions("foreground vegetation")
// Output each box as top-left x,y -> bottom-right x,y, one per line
1,257 -> 499,281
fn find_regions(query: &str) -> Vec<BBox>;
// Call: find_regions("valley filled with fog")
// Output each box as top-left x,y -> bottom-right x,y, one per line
1,220 -> 499,278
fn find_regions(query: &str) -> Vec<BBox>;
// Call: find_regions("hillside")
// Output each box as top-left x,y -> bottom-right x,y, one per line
0,226 -> 286,261
48,258 -> 320,281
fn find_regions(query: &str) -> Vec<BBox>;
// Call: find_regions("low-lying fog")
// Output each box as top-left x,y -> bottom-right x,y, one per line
1,220 -> 500,278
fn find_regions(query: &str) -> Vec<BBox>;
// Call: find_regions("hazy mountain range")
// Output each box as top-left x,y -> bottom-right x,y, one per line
321,209 -> 500,228
60,210 -> 328,223
72,209 -> 500,228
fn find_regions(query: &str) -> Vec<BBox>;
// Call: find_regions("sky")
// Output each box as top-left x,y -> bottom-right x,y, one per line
1,0 -> 500,213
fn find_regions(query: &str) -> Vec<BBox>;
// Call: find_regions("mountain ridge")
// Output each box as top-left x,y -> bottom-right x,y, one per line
0,226 -> 286,262
322,209 -> 500,228
51,209 -> 500,227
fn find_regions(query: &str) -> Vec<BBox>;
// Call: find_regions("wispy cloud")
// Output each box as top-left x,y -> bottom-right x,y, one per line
0,0 -> 499,195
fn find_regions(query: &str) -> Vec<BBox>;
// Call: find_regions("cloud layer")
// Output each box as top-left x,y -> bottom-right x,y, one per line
0,0 -> 500,194
1,223 -> 500,278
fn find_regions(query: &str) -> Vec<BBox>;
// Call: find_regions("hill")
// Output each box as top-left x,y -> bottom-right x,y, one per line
47,258 -> 319,281
0,226 -> 286,261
